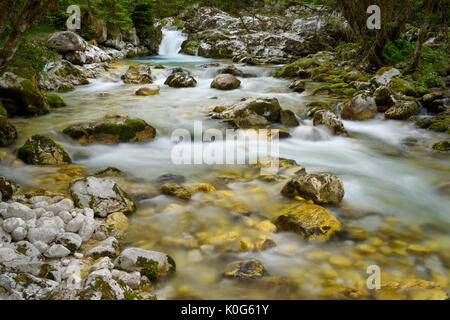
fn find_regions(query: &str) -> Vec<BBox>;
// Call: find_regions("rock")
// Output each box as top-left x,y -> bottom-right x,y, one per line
389,78 -> 416,97
111,270 -> 141,290
282,172 -> 344,204
65,51 -> 87,65
0,248 -> 17,263
2,217 -> 26,233
4,203 -> 36,220
223,259 -> 265,279
62,116 -> 156,145
280,110 -> 299,127
164,72 -> 197,88
56,233 -> 82,252
288,80 -> 306,93
190,183 -> 216,193
46,31 -> 87,53
44,244 -> 71,258
156,173 -> 186,184
160,182 -> 192,200
342,93 -> 377,120
17,135 -> 72,165
0,116 -> 17,147
416,114 -> 449,133
374,86 -> 395,111
212,97 -> 282,128
13,241 -> 40,258
105,212 -> 129,232
313,110 -> 347,135
121,65 -> 152,84
45,93 -> 67,108
85,237 -> 120,259
0,229 -> 11,245
0,177 -> 18,201
218,65 -> 245,77
0,62 -> 50,116
78,270 -> 140,300
47,199 -> 74,214
78,217 -> 97,242
374,67 -> 401,86
65,214 -> 85,233
135,85 -> 160,96
384,101 -> 418,120
70,176 -> 136,217
274,202 -> 341,241
319,285 -> 362,300
40,59 -> 90,92
11,227 -> 27,241
114,247 -> 175,280
211,74 -> 241,90
432,141 -> 449,152
27,227 -> 58,244
88,257 -> 114,272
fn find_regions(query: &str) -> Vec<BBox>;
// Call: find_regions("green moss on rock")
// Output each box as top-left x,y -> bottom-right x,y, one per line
17,135 -> 72,165
45,93 -> 67,108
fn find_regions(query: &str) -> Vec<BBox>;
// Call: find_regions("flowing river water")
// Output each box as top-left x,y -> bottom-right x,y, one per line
1,29 -> 450,299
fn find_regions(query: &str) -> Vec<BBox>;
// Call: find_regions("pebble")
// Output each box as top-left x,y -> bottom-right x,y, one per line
0,247 -> 17,262
11,227 -> 27,241
2,217 -> 26,233
44,244 -> 71,258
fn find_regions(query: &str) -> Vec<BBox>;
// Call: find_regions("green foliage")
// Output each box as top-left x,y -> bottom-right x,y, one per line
382,39 -> 415,64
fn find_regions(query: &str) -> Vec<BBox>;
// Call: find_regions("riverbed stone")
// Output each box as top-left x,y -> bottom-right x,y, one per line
44,244 -> 71,258
342,93 -> 377,120
4,203 -> 36,220
2,217 -> 26,233
85,237 -> 120,259
0,177 -> 18,202
11,227 -> 27,241
289,80 -> 306,93
62,116 -> 156,145
17,135 -> 72,165
282,172 -> 344,205
27,227 -> 58,244
56,233 -> 82,252
70,176 -> 136,217
274,202 -> 341,241
0,248 -> 17,263
0,116 -> 17,147
160,182 -> 192,200
45,93 -> 67,109
211,74 -> 241,90
223,259 -> 265,279
121,64 -> 152,84
135,85 -> 160,96
280,110 -> 300,127
114,248 -> 175,280
416,114 -> 449,133
164,72 -> 197,88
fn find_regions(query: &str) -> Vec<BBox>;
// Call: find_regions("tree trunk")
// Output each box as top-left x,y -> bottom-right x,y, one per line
406,0 -> 436,73
0,0 -> 58,73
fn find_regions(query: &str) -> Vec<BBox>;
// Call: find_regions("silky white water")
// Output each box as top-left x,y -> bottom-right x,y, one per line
1,28 -> 449,299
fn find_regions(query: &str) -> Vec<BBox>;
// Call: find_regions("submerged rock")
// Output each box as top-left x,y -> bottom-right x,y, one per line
164,72 -> 197,88
114,248 -> 175,280
282,172 -> 344,205
211,74 -> 241,90
45,93 -> 67,108
62,116 -> 156,144
313,110 -> 347,135
288,80 -> 306,93
17,135 -> 72,165
135,85 -> 160,96
432,141 -> 449,152
416,114 -> 449,133
69,176 -> 136,217
342,94 -> 377,120
223,259 -> 266,279
0,116 -> 17,147
121,64 -> 152,84
160,182 -> 192,200
280,110 -> 299,127
274,202 -> 341,241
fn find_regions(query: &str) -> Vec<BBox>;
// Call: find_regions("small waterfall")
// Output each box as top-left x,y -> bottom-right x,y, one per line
158,28 -> 188,56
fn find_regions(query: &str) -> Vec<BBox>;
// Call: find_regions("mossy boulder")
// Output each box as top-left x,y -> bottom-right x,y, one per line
280,110 -> 300,127
17,135 -> 72,165
45,93 -> 67,108
70,176 -> 136,217
180,40 -> 200,56
384,101 -> 418,120
374,67 -> 401,86
0,116 -> 18,147
164,72 -> 197,88
274,57 -> 318,78
223,259 -> 266,279
389,78 -> 417,97
78,273 -> 142,300
416,115 -> 450,134
114,248 -> 175,280
211,97 -> 282,128
432,141 -> 449,152
305,102 -> 335,117
274,202 -> 341,241
121,64 -> 152,84
288,80 -> 306,93
62,116 -> 156,145
0,61 -> 50,116
282,172 -> 345,205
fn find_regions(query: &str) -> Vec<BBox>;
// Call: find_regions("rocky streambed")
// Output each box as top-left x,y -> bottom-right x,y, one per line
0,5 -> 449,301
